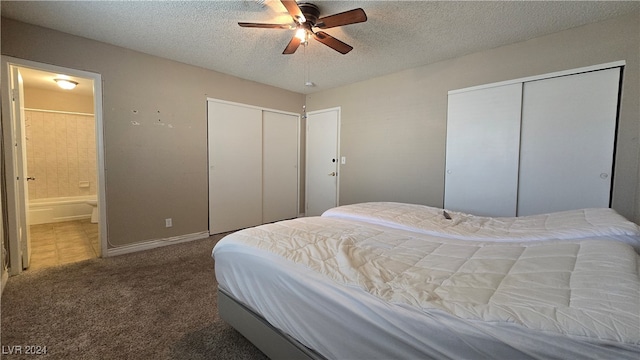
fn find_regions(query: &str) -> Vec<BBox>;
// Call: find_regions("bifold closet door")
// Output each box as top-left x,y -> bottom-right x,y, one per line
444,83 -> 523,217
262,111 -> 298,223
517,68 -> 621,216
208,101 -> 263,234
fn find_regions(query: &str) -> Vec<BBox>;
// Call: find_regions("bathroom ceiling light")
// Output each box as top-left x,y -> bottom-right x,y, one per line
54,78 -> 78,90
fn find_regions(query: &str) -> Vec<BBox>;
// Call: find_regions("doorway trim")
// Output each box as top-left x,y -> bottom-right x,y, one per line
1,56 -> 107,275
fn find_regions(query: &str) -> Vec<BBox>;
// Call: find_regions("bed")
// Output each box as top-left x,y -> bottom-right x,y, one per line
322,202 -> 640,252
212,204 -> 640,359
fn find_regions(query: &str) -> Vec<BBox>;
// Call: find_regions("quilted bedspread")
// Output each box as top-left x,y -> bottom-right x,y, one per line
322,202 -> 640,245
222,216 -> 640,346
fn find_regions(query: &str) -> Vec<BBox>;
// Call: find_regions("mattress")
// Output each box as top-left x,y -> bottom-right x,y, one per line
322,202 -> 640,251
213,216 -> 640,359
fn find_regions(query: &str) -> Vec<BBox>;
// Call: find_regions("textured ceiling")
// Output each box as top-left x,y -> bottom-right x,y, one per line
2,1 -> 639,94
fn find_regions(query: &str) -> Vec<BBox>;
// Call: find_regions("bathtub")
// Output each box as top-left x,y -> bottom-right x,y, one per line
29,195 -> 97,225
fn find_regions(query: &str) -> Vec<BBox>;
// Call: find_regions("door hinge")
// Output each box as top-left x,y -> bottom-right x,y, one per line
11,89 -> 18,101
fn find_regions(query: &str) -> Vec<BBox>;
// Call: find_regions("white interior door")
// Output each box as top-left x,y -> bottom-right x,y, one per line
208,101 -> 262,234
10,66 -> 31,270
444,83 -> 523,217
263,111 -> 299,223
517,68 -> 620,216
306,108 -> 339,216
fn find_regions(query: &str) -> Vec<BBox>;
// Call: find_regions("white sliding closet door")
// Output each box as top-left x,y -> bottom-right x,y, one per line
263,111 -> 299,223
208,101 -> 263,234
444,83 -> 523,217
517,68 -> 620,216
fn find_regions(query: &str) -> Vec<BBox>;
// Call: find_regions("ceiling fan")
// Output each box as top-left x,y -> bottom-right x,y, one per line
238,0 -> 367,55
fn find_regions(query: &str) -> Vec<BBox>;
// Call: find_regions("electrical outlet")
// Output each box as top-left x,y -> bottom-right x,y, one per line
165,218 -> 172,228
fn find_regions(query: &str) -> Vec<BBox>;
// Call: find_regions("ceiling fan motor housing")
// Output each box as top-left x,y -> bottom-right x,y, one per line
298,3 -> 320,25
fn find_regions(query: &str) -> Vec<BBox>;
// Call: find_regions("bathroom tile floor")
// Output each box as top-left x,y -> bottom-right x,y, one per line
28,219 -> 99,271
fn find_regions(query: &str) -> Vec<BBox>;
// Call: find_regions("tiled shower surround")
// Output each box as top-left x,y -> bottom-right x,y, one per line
24,109 -> 97,200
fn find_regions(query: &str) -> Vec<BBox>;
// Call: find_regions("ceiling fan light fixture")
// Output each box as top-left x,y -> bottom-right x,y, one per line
239,1 -> 367,55
295,28 -> 308,42
54,78 -> 78,90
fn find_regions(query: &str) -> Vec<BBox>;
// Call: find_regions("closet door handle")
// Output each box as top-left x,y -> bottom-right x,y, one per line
328,172 -> 337,176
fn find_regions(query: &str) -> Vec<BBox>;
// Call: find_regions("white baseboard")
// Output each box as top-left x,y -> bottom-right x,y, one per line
106,231 -> 210,257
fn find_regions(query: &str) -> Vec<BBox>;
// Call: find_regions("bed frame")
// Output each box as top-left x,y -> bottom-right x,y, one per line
217,289 -> 326,360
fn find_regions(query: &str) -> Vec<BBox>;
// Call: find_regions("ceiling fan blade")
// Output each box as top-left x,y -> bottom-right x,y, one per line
316,8 -> 367,29
238,22 -> 291,29
313,31 -> 353,54
283,35 -> 302,54
281,0 -> 305,23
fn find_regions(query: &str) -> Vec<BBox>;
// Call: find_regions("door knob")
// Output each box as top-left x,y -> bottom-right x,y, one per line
27,177 -> 36,181
328,172 -> 337,176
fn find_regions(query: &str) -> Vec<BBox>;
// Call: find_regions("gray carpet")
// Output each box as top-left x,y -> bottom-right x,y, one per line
1,235 -> 268,360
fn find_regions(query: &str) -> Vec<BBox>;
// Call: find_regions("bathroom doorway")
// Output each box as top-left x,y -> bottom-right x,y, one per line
2,57 -> 107,275
21,67 -> 99,270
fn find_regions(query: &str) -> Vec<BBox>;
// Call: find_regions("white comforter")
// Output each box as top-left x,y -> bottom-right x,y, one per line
216,216 -> 640,348
323,202 -> 640,250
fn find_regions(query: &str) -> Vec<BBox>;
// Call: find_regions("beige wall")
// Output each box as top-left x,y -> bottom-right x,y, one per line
2,18 -> 305,247
24,87 -> 94,114
306,11 -> 640,223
